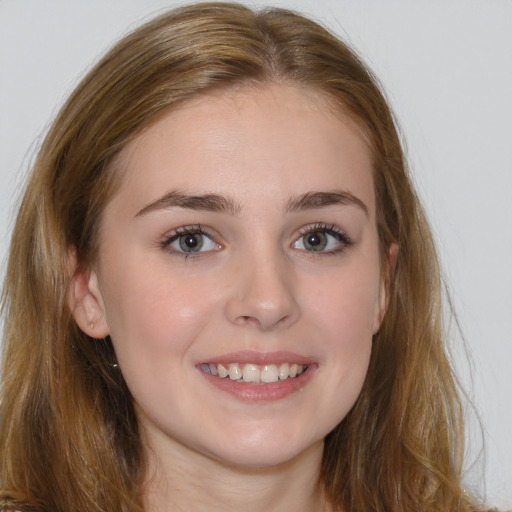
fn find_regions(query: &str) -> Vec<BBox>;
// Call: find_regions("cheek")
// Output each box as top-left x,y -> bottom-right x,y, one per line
316,287 -> 374,380
303,257 -> 380,404
306,258 -> 381,343
99,259 -> 219,366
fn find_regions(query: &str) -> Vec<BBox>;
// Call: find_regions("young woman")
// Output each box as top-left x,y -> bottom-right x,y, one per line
0,3 -> 489,511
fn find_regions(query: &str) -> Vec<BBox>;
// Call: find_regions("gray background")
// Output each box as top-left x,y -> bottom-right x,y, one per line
1,0 -> 511,507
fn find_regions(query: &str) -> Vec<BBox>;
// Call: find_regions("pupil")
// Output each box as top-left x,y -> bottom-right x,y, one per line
180,234 -> 202,251
306,231 -> 326,251
308,234 -> 321,246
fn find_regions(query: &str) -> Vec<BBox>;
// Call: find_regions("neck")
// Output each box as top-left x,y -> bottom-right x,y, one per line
142,434 -> 330,512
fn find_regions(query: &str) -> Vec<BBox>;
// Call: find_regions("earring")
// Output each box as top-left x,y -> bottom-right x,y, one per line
89,321 -> 95,329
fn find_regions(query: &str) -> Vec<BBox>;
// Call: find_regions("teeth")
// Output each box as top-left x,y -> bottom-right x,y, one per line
201,362 -> 307,383
278,363 -> 289,380
228,363 -> 242,380
242,364 -> 259,383
261,364 -> 279,383
217,363 -> 229,378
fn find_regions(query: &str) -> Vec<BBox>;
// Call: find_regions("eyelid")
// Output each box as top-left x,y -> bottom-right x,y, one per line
293,222 -> 354,254
159,224 -> 222,257
158,222 -> 353,258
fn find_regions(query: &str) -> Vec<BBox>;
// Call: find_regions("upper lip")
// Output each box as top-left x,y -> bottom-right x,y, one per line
199,350 -> 315,366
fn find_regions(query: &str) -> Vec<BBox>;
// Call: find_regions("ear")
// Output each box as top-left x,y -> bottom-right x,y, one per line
372,243 -> 399,334
67,249 -> 110,339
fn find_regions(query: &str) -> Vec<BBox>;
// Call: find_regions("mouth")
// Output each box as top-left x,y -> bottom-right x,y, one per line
199,362 -> 308,385
197,351 -> 316,401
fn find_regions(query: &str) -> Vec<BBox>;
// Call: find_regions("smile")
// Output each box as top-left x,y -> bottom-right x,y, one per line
200,362 -> 308,384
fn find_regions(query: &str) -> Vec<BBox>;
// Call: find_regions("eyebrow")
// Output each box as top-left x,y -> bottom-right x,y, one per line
135,191 -> 242,217
285,190 -> 369,216
135,189 -> 368,217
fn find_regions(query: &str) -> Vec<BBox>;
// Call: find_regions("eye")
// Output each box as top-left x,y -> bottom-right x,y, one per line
292,224 -> 353,254
161,225 -> 220,256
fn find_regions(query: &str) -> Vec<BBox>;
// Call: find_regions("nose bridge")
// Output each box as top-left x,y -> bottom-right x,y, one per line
224,242 -> 300,331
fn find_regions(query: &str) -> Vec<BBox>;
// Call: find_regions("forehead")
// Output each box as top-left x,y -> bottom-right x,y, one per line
109,84 -> 375,217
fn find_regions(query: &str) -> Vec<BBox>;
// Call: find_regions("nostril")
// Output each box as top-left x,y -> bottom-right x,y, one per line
237,315 -> 257,325
224,272 -> 300,331
234,312 -> 293,330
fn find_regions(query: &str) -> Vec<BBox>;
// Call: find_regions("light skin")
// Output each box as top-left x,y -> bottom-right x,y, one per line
70,84 -> 393,512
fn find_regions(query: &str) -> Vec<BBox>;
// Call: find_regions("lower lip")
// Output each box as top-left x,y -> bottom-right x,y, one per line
198,365 -> 317,402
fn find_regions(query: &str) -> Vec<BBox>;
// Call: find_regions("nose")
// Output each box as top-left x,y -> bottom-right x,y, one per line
224,249 -> 300,332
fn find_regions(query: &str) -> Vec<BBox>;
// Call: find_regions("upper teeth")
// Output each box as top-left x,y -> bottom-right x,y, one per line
200,362 -> 307,384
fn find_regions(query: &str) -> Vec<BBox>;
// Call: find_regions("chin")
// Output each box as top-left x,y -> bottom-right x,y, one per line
199,429 -> 324,470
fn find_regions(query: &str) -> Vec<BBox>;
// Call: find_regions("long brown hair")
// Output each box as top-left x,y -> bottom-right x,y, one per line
1,3 -> 481,511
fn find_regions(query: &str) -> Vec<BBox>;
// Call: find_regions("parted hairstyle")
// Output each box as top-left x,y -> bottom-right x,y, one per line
0,3 -> 483,511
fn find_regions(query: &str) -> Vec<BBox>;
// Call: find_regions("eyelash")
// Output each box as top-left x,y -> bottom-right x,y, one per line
159,222 -> 354,259
159,225 -> 220,259
295,223 -> 354,256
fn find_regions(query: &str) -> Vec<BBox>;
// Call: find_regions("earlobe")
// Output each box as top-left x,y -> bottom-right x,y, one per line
372,243 -> 399,334
67,249 -> 109,339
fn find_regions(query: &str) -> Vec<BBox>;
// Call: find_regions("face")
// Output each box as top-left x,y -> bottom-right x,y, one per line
72,84 -> 387,469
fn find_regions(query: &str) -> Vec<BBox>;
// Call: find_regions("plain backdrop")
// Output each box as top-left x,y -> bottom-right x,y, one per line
0,0 -> 511,508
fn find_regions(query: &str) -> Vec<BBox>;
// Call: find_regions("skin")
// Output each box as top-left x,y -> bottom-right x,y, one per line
70,84 -> 390,512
